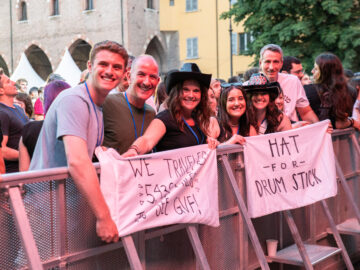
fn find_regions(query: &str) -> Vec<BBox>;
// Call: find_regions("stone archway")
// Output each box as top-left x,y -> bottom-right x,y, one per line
25,45 -> 52,81
0,56 -> 10,76
145,36 -> 166,75
69,39 -> 91,71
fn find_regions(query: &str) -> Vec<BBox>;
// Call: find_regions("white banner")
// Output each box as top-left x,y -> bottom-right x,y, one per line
244,120 -> 337,218
96,144 -> 219,237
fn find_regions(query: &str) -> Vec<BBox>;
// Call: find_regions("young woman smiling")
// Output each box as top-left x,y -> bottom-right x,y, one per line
122,64 -> 218,156
215,84 -> 256,144
244,73 -> 292,135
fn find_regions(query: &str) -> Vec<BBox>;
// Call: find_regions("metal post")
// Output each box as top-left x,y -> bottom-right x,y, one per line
229,0 -> 233,77
9,0 -> 14,73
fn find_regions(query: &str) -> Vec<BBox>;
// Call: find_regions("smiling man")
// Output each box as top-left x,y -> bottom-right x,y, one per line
30,40 -> 128,243
102,54 -> 160,154
259,44 -> 318,123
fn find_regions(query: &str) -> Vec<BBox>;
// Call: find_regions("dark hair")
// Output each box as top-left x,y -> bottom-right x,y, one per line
217,86 -> 250,141
247,92 -> 282,134
281,56 -> 301,73
155,81 -> 167,110
344,69 -> 354,79
29,87 -> 39,95
44,80 -> 71,114
228,76 -> 242,83
166,80 -> 211,135
315,53 -> 353,121
89,40 -> 128,68
349,77 -> 360,94
243,67 -> 259,81
0,68 -> 3,88
15,92 -> 33,117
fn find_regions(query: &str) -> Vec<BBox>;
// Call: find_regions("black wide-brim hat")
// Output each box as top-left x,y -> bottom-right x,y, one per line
242,73 -> 280,101
165,63 -> 212,94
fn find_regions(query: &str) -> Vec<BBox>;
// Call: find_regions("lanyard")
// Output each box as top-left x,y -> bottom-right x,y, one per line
9,104 -> 28,124
124,92 -> 146,139
85,82 -> 103,147
182,117 -> 204,145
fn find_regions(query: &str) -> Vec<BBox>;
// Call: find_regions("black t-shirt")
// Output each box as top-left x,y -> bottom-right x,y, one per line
0,103 -> 28,172
155,110 -> 205,152
22,120 -> 43,159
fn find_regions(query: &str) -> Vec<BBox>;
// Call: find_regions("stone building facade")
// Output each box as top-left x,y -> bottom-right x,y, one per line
0,0 -> 179,79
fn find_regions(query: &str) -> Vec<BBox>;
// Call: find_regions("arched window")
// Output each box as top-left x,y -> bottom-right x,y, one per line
52,0 -> 59,16
85,0 -> 94,10
20,1 -> 27,21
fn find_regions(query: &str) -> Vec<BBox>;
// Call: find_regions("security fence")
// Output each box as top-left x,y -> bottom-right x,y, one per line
0,129 -> 359,270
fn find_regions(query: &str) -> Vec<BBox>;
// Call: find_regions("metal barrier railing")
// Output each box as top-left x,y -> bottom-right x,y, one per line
0,129 -> 359,269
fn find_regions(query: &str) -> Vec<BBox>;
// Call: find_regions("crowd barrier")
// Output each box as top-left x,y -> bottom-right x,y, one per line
0,129 -> 359,270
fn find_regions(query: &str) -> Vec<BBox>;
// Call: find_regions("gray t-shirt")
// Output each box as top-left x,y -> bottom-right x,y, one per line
30,84 -> 103,170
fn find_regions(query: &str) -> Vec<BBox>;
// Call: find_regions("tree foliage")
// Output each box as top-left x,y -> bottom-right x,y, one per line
221,0 -> 360,72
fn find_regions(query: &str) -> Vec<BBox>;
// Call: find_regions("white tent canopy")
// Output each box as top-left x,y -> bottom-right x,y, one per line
54,49 -> 81,87
11,53 -> 45,91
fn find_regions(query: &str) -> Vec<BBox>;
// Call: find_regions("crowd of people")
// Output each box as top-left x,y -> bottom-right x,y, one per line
0,40 -> 360,244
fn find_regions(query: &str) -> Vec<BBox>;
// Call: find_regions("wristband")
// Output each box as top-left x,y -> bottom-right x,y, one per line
348,117 -> 354,128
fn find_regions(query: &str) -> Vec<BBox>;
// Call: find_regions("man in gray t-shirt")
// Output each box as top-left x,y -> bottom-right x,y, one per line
30,40 -> 128,243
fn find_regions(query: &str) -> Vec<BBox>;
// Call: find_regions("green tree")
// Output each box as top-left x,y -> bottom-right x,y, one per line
222,0 -> 360,73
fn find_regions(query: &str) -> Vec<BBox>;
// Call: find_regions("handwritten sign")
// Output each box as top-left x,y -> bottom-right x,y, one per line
244,120 -> 337,218
96,144 -> 219,237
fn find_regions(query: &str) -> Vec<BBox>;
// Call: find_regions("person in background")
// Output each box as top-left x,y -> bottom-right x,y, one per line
228,75 -> 242,83
210,78 -> 222,100
301,73 -> 312,85
243,67 -> 259,82
305,53 -> 359,129
154,81 -> 167,112
208,87 -> 217,116
122,65 -> 217,157
14,92 -> 33,119
215,83 -> 256,144
19,80 -> 71,171
0,69 -> 29,173
79,69 -> 89,84
281,56 -> 304,81
244,73 -> 292,134
16,78 -> 28,93
350,77 -> 360,120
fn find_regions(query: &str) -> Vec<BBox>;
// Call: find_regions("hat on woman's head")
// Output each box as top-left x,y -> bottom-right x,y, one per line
242,73 -> 280,100
165,63 -> 212,94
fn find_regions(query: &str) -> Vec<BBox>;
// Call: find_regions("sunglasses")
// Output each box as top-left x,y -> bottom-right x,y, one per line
220,82 -> 243,88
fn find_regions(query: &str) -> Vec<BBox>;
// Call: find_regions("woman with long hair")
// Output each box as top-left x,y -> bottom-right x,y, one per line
305,53 -> 359,129
244,73 -> 292,134
122,65 -> 217,156
215,84 -> 256,143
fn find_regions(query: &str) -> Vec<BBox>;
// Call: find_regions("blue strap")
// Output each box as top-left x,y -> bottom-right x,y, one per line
124,92 -> 146,139
85,82 -> 103,147
182,117 -> 204,145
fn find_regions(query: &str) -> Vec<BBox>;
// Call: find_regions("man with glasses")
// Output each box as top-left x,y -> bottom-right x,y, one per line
281,56 -> 304,81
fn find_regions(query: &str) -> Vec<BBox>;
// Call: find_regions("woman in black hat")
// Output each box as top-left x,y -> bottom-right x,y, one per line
244,73 -> 292,134
122,66 -> 217,156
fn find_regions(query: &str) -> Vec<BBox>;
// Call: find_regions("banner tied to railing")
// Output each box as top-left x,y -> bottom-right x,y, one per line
96,144 -> 219,237
244,120 -> 337,218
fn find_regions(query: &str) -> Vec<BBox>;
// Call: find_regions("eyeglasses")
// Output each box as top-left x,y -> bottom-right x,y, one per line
220,82 -> 243,88
292,69 -> 304,74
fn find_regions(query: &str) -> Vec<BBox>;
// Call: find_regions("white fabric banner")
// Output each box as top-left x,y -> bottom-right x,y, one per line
244,120 -> 337,218
96,144 -> 219,237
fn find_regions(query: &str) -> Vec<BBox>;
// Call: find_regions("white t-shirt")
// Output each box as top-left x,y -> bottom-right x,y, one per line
277,73 -> 309,122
